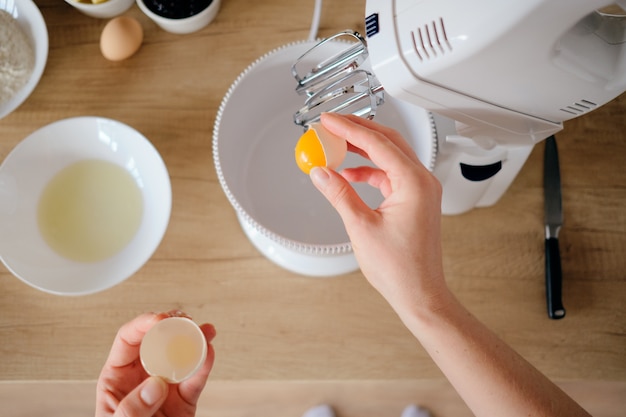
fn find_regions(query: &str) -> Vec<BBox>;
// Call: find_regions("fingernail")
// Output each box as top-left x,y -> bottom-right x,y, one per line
140,377 -> 167,406
310,167 -> 330,186
204,323 -> 217,342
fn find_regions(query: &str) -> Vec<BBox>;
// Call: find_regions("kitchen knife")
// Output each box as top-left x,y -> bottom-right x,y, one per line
544,135 -> 566,319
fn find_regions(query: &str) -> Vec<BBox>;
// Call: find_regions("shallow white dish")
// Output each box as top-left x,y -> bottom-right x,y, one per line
213,41 -> 436,277
0,117 -> 171,295
0,0 -> 48,120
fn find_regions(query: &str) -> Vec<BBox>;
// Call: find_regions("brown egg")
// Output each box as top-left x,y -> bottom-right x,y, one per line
100,16 -> 143,61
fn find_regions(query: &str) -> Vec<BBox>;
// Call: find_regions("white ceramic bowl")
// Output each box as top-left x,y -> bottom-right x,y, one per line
213,41 -> 436,277
0,0 -> 48,120
64,0 -> 134,19
136,0 -> 220,34
0,117 -> 171,295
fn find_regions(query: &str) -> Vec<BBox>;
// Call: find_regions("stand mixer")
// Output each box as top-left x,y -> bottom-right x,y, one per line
293,0 -> 626,215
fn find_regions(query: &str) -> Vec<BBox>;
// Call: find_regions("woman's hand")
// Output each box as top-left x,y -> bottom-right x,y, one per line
95,311 -> 216,417
310,113 -> 447,317
311,113 -> 592,417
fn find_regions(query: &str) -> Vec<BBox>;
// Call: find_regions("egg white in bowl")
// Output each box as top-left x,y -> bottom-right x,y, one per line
213,40 -> 436,277
0,117 -> 171,295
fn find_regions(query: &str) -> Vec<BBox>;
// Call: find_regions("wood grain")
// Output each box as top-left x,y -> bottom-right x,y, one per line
0,0 -> 624,394
2,380 -> 625,417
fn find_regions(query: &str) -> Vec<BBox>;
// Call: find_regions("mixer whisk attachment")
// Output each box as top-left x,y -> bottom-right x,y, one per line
292,31 -> 385,127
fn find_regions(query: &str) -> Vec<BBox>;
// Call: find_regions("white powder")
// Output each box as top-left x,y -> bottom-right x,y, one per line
0,10 -> 35,106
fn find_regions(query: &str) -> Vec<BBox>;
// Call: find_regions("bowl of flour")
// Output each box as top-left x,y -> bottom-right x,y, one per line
0,0 -> 48,120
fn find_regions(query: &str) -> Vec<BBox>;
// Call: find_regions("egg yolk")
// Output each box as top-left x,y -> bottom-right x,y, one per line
295,129 -> 326,174
166,334 -> 199,370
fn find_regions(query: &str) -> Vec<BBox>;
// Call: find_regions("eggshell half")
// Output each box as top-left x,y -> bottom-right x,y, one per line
309,122 -> 347,170
139,317 -> 207,383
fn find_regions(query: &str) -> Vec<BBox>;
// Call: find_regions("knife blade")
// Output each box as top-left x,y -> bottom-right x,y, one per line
544,135 -> 566,319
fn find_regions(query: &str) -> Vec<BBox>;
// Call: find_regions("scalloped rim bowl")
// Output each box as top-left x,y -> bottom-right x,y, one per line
0,117 -> 171,295
213,40 -> 436,277
0,0 -> 48,120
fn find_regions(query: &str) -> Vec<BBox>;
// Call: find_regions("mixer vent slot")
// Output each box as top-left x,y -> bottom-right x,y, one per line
559,99 -> 597,115
365,13 -> 379,37
411,17 -> 452,61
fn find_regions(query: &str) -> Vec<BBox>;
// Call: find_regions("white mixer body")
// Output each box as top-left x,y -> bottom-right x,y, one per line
364,0 -> 626,214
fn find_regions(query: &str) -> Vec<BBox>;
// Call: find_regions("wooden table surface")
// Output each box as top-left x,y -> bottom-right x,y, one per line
0,0 -> 624,383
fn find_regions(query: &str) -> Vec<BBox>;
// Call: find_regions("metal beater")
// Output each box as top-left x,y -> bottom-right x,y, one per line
291,31 -> 385,127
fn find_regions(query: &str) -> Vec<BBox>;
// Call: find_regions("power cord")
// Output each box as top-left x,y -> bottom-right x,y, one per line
308,0 -> 323,41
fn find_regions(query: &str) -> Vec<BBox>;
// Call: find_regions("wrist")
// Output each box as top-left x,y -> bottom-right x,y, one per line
393,281 -> 459,336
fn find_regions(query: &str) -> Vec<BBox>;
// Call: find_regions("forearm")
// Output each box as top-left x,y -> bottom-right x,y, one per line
396,290 -> 591,417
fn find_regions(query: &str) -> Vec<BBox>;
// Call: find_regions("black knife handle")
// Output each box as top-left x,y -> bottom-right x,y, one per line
545,237 -> 566,319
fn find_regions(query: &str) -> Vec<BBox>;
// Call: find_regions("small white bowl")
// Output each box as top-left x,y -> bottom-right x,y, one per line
64,0 -> 135,19
0,117 -> 171,295
0,0 -> 48,120
136,0 -> 221,34
213,41 -> 436,277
